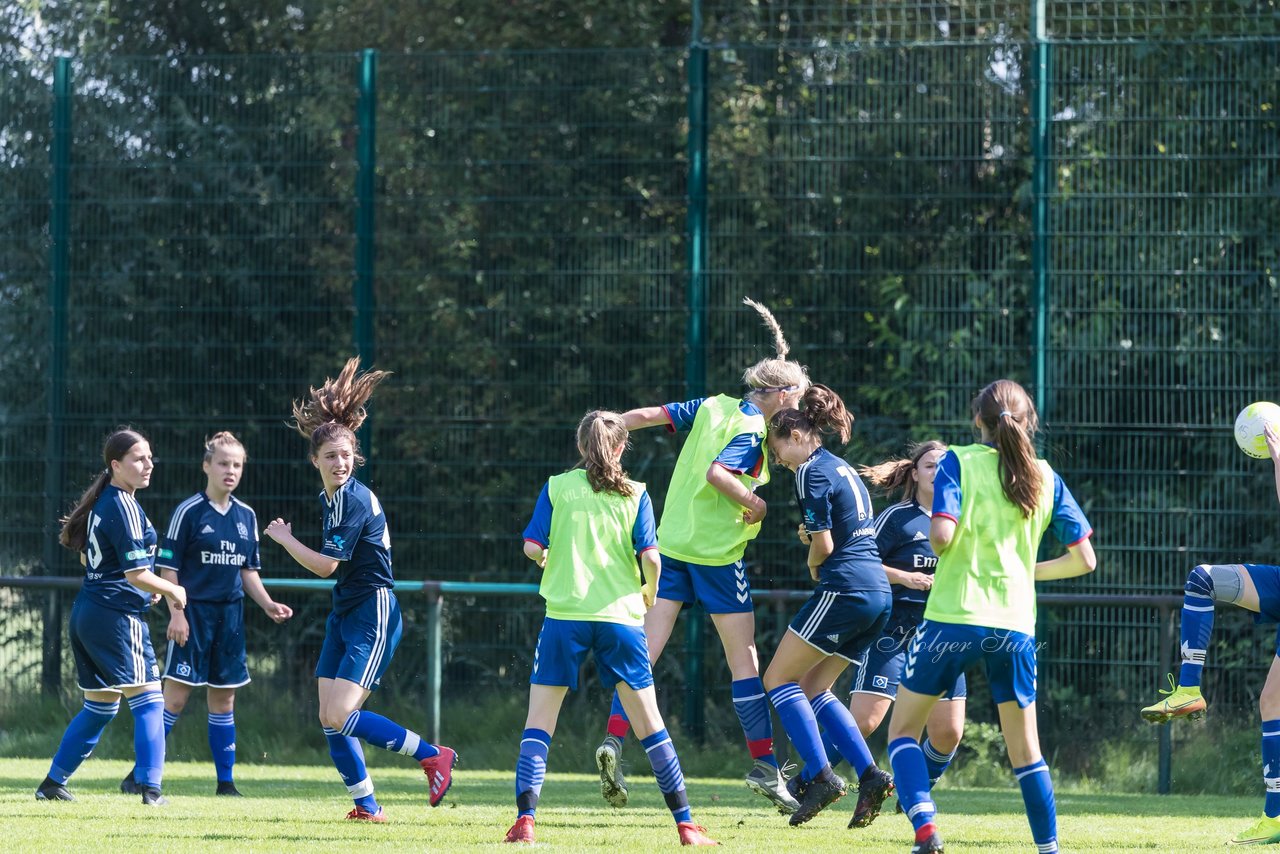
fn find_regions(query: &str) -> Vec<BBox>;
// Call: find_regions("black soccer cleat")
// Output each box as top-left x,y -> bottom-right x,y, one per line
35,777 -> 75,802
911,830 -> 945,853
788,772 -> 846,827
140,786 -> 168,806
849,766 -> 895,828
216,781 -> 242,797
120,771 -> 141,795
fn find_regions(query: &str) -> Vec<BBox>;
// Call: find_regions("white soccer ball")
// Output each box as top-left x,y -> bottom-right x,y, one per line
1234,401 -> 1280,459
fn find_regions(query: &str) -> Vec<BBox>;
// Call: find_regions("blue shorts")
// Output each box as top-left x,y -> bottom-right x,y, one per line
851,605 -> 967,701
163,599 -> 249,688
1242,565 -> 1280,655
788,588 -> 892,663
657,555 -> 753,614
531,617 -> 655,692
315,588 -> 402,690
69,597 -> 160,691
901,620 -> 1038,709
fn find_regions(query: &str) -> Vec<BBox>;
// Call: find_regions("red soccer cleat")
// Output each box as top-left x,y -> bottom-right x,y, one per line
504,815 -> 536,843
346,805 -> 387,822
421,745 -> 458,807
677,822 -> 720,846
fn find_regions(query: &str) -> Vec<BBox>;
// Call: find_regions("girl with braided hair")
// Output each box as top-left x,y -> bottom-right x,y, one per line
594,298 -> 808,815
264,357 -> 456,822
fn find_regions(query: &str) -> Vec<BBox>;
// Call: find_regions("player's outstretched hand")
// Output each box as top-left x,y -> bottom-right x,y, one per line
900,572 -> 934,591
264,519 -> 292,544
1266,422 -> 1280,463
167,609 -> 190,646
265,601 -> 294,623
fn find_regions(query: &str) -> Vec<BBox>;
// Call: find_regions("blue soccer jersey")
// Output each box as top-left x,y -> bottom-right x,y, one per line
79,484 -> 158,613
157,492 -> 261,603
793,448 -> 889,594
320,478 -> 394,614
662,397 -> 766,477
874,499 -> 937,606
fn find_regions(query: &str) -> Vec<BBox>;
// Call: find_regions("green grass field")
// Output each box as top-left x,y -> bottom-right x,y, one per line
0,758 -> 1262,851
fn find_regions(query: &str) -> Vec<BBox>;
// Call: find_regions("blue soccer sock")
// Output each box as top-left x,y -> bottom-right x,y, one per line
1178,566 -> 1215,688
324,726 -> 378,812
340,710 -> 440,761
163,709 -> 180,736
1014,759 -> 1058,852
923,737 -> 958,785
812,690 -> 873,778
515,728 -> 550,818
889,736 -> 937,831
208,712 -> 236,783
767,683 -> 829,781
821,729 -> 845,773
1263,720 -> 1280,818
128,690 -> 166,789
607,692 -> 631,739
642,728 -> 693,824
48,698 -> 119,784
733,677 -> 776,767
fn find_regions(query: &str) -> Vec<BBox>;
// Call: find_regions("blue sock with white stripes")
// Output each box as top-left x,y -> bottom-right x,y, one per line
642,728 -> 692,824
1263,720 -> 1280,818
1014,759 -> 1058,852
889,736 -> 936,831
208,712 -> 236,783
923,737 -> 957,785
1178,566 -> 1215,688
812,691 -> 873,778
732,677 -> 776,766
163,709 -> 180,736
324,727 -> 378,812
129,691 -> 166,789
48,699 -> 119,784
340,710 -> 440,761
515,728 -> 550,818
767,683 -> 829,782
820,730 -> 845,773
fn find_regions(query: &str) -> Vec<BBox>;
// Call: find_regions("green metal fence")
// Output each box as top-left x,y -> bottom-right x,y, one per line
2,3 -> 1279,764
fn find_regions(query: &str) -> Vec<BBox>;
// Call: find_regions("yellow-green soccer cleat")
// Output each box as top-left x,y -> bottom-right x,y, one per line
1229,814 -> 1280,846
1140,675 -> 1206,724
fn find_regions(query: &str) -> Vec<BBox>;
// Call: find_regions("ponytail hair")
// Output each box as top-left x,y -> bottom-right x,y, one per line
768,384 -> 852,444
972,379 -> 1043,517
576,410 -> 634,497
60,428 -> 149,552
290,357 -> 391,464
203,431 -> 246,463
741,297 -> 810,397
859,440 -> 948,502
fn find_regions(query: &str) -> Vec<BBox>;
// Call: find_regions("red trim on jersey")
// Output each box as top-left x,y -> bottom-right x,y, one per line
523,537 -> 547,549
933,512 -> 958,524
712,460 -> 747,476
1064,529 -> 1093,548
661,404 -> 677,433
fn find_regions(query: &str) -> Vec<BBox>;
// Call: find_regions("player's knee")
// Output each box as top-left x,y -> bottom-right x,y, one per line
1185,565 -> 1214,599
929,726 -> 962,755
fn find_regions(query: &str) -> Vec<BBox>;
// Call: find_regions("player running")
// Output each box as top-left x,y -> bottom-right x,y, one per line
264,358 -> 456,821
1140,422 -> 1280,846
120,431 -> 292,797
36,428 -> 188,806
760,384 -> 897,827
505,411 -> 717,846
886,379 -> 1094,854
595,298 -> 807,815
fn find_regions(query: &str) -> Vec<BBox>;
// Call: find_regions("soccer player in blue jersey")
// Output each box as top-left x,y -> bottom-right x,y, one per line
121,431 -> 293,797
504,411 -> 717,846
760,384 -> 896,827
1140,422 -> 1280,846
841,442 -> 967,795
595,298 -> 807,815
35,428 -> 188,806
886,380 -> 1095,854
263,358 -> 456,822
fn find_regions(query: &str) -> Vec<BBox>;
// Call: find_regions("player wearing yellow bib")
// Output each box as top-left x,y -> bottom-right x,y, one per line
508,411 -> 716,846
595,298 -> 808,815
886,380 -> 1095,854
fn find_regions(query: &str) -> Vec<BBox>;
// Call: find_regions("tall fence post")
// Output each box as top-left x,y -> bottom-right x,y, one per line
42,56 -> 73,696
424,584 -> 443,744
683,41 -> 710,742
1030,0 -> 1052,420
354,49 -> 378,458
1157,604 -> 1175,794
